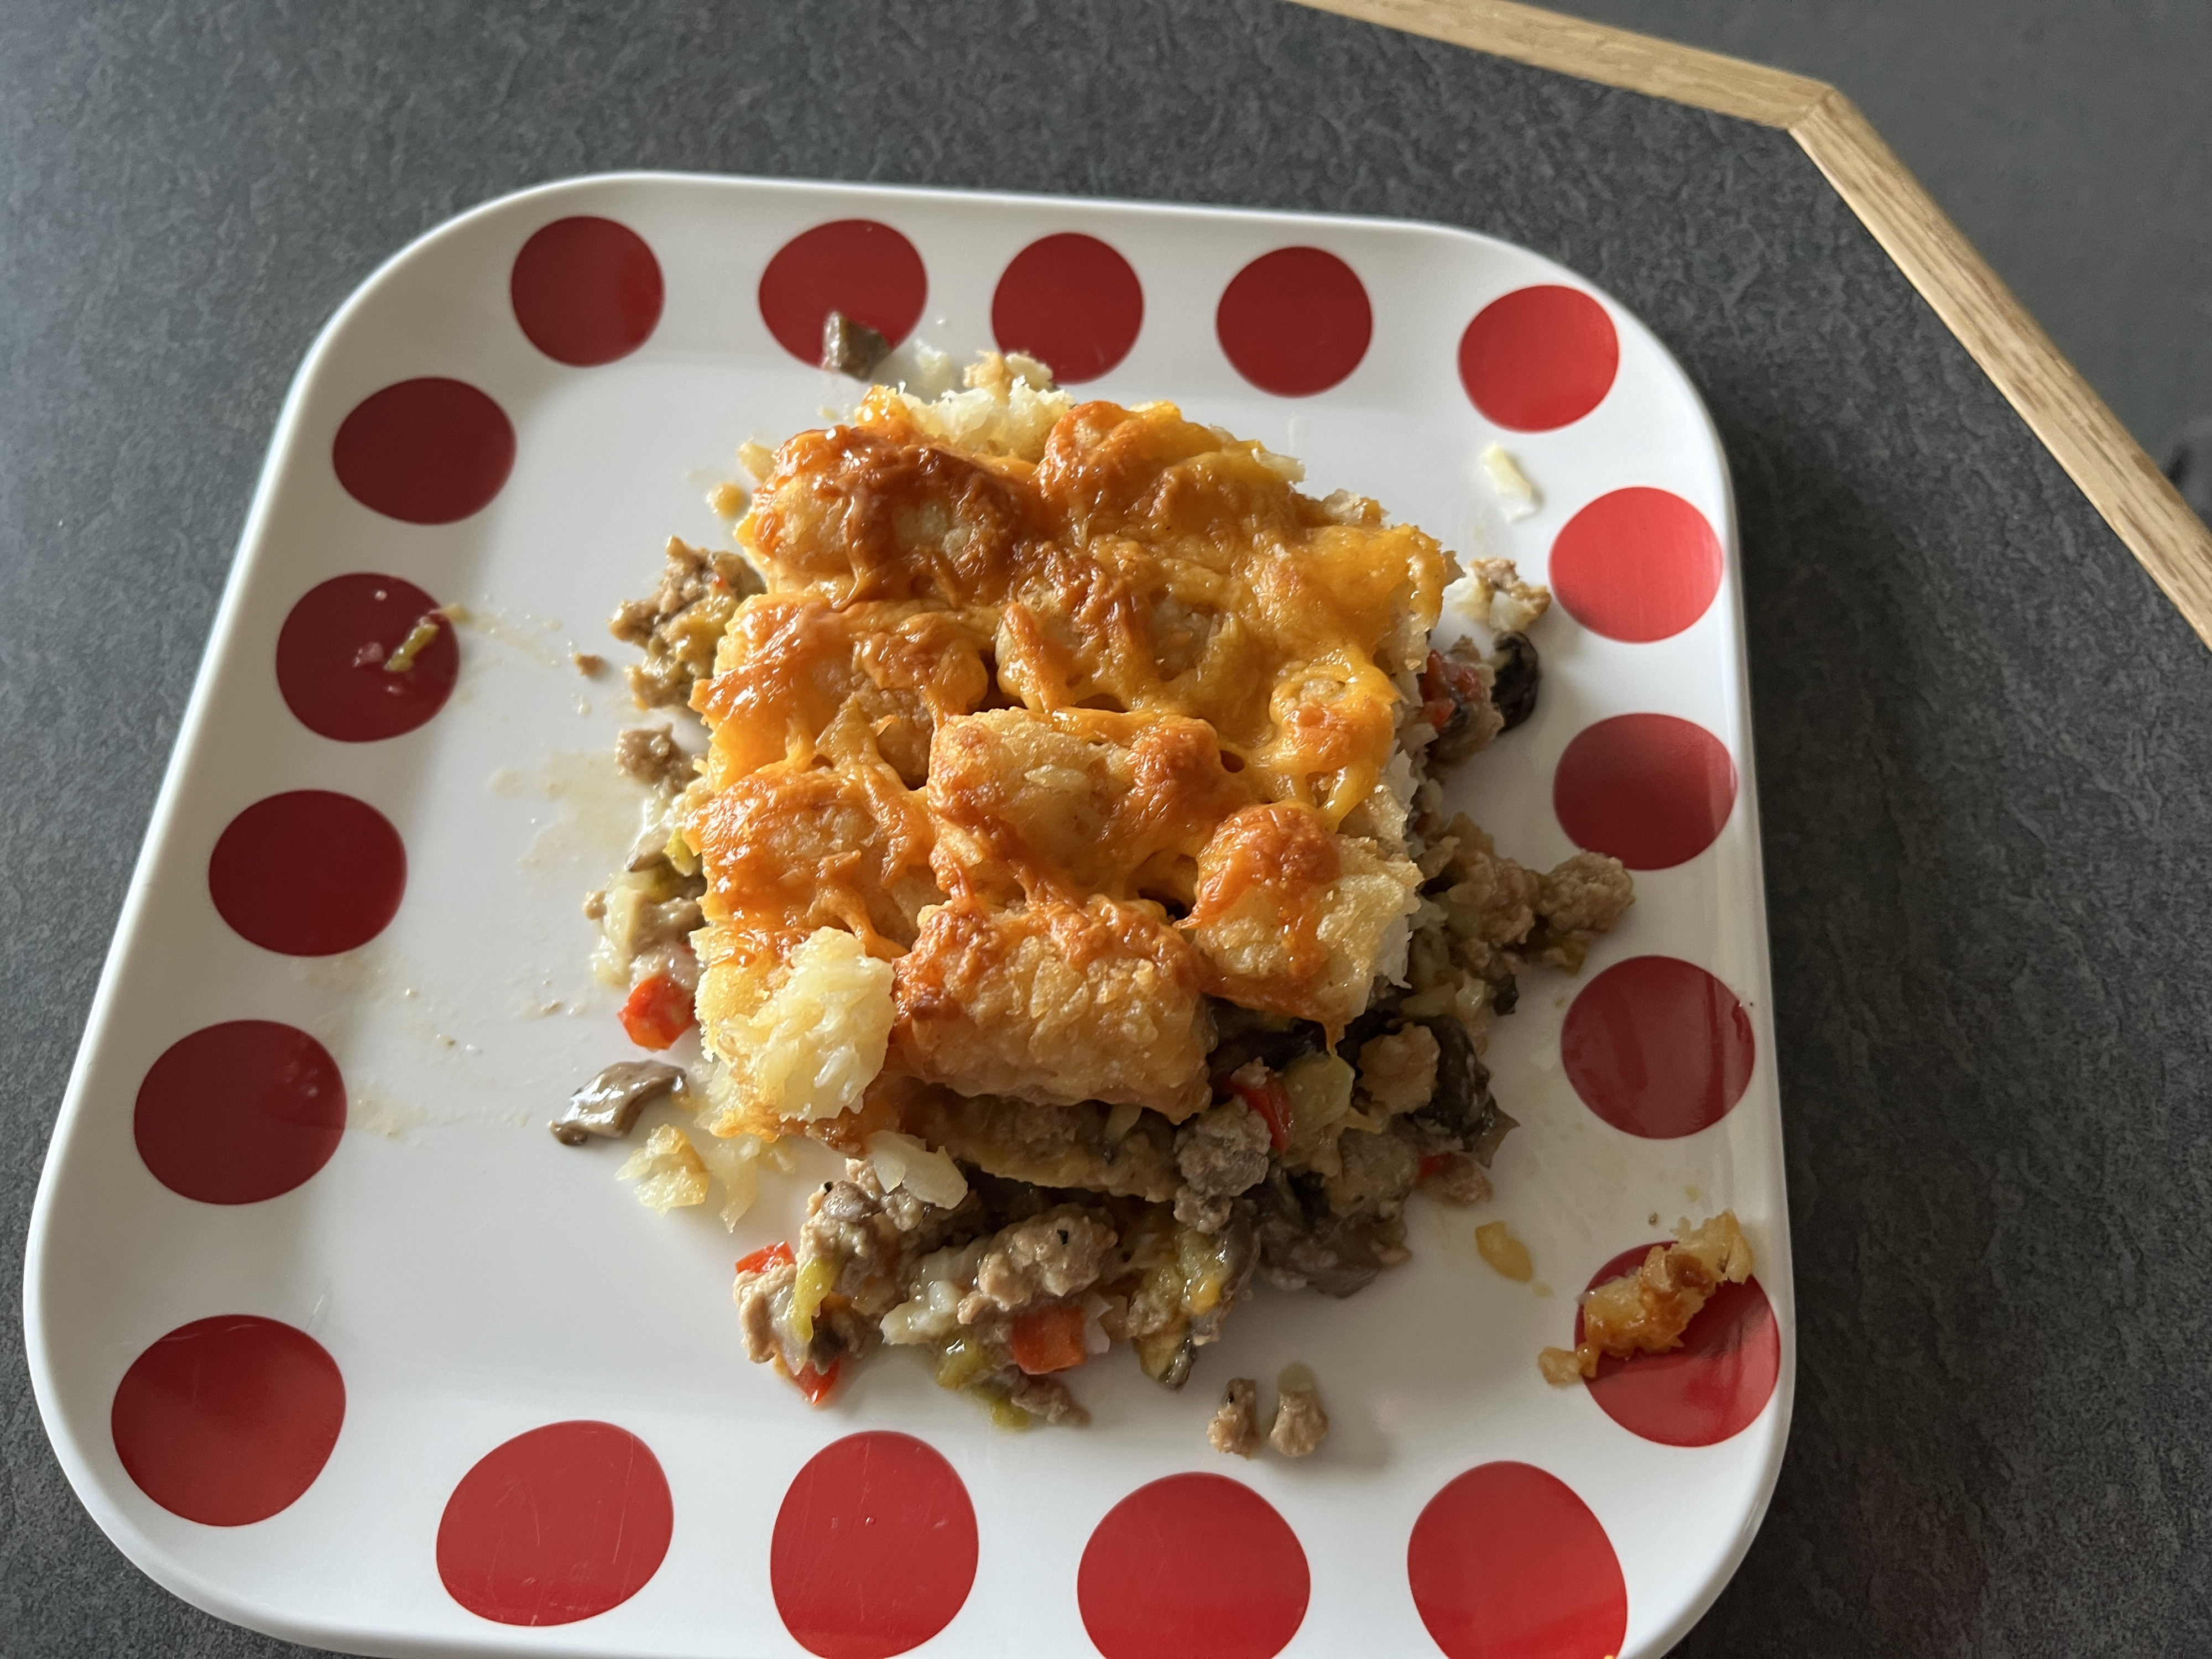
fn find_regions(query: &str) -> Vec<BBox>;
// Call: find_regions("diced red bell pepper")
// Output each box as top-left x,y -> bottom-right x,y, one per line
620,972 -> 696,1050
1418,649 -> 1487,732
792,1355 -> 843,1406
1219,1066 -> 1294,1153
1009,1302 -> 1091,1375
1418,1152 -> 1452,1182
734,1241 -> 794,1277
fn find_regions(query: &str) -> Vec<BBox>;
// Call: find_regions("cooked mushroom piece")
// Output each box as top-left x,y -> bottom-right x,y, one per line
550,1061 -> 689,1145
1204,1003 -> 1325,1079
1489,630 -> 1541,730
1335,1011 -> 1516,1169
821,310 -> 891,379
1406,1015 -> 1516,1166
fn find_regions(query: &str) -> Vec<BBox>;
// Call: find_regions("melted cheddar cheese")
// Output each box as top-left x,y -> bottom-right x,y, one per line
685,379 -> 1449,1135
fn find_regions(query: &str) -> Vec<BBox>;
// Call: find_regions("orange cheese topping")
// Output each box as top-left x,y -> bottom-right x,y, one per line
685,387 -> 1447,1121
728,392 -> 1446,819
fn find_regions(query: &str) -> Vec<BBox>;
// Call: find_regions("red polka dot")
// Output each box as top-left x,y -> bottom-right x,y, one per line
1457,285 -> 1620,431
990,232 -> 1144,383
135,1022 -> 345,1204
1553,712 -> 1737,869
1550,488 -> 1724,642
275,574 -> 458,742
1574,1244 -> 1782,1446
510,216 -> 663,366
111,1315 -> 345,1526
437,1421 -> 672,1626
1078,1473 -> 1308,1659
332,378 -> 514,525
208,791 -> 405,956
1215,247 -> 1372,397
1562,956 -> 1756,1139
771,1431 -> 977,1659
759,220 -> 927,365
1407,1462 -> 1628,1659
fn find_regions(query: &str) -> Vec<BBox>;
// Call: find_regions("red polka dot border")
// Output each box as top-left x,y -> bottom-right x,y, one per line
1407,1462 -> 1629,1659
135,1021 -> 345,1203
275,573 -> 458,742
992,232 -> 1144,383
111,1315 -> 345,1526
1553,712 -> 1738,870
1079,1473 -> 1308,1659
1458,285 -> 1619,431
133,200 -> 1775,1644
208,791 -> 406,956
332,378 -> 514,525
510,216 -> 664,366
1576,1244 -> 1782,1446
759,220 -> 928,364
1563,956 -> 1757,1139
771,1430 -> 977,1658
1217,246 -> 1372,397
438,1420 -> 673,1626
1551,488 -> 1724,643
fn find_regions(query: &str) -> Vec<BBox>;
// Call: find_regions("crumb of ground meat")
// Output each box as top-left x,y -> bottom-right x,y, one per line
582,889 -> 606,921
797,1178 -> 906,1314
1269,1364 -> 1329,1457
1324,1128 -> 1420,1219
1400,815 -> 1634,1022
734,1258 -> 798,1369
1209,1377 -> 1262,1457
1415,815 -> 1542,982
1475,1220 -> 1533,1282
1008,1373 -> 1090,1426
1528,851 -> 1636,970
960,1204 -> 1118,1321
608,535 -> 763,708
1457,554 -> 1551,635
1416,1151 -> 1493,1206
573,650 -> 604,676
1173,1104 -> 1271,1233
1355,1025 -> 1439,1117
615,724 -> 689,788
1540,1211 -> 1753,1384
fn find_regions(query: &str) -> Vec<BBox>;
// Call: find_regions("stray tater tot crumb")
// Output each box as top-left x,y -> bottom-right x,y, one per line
1540,1211 -> 1752,1383
1209,1377 -> 1262,1458
1269,1363 -> 1329,1457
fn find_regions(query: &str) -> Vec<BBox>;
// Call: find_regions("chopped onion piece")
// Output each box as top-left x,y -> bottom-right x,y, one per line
1479,442 -> 1540,521
864,1130 -> 970,1210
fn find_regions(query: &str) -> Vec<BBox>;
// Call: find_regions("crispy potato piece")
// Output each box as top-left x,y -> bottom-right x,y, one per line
894,894 -> 1213,1119
1186,804 -> 1420,1036
1540,1212 -> 1755,1384
926,706 -> 1250,905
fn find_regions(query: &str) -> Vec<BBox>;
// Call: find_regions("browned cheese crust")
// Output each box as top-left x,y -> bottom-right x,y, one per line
688,387 -> 1449,1134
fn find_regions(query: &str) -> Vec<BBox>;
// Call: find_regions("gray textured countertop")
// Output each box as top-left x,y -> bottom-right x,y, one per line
6,3 -> 2209,1653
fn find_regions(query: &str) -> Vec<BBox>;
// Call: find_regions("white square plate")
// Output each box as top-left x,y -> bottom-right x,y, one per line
27,173 -> 1791,1659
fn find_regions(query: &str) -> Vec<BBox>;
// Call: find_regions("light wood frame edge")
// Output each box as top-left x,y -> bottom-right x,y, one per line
1290,0 -> 2212,649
